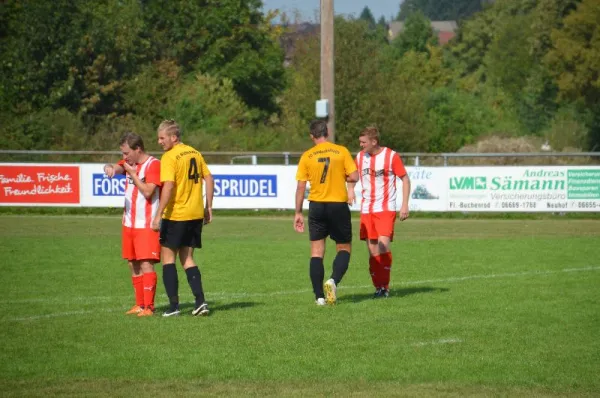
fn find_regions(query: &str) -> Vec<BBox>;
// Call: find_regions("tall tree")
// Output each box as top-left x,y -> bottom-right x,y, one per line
545,0 -> 600,149
359,6 -> 376,29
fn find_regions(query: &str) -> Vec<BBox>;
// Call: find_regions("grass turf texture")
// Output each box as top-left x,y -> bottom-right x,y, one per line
0,216 -> 599,397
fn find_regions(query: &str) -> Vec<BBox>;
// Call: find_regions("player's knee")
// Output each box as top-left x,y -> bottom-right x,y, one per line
336,243 -> 351,253
377,240 -> 391,253
140,261 -> 155,273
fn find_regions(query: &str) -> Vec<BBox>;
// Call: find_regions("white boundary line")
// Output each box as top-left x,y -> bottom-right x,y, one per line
412,338 -> 463,347
4,266 -> 599,321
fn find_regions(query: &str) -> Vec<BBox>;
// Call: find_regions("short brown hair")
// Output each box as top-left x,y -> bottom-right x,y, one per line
360,126 -> 380,144
309,119 -> 328,139
119,132 -> 145,151
158,119 -> 181,138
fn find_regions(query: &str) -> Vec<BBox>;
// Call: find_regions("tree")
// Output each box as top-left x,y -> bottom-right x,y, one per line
391,11 -> 437,58
397,0 -> 483,21
359,6 -> 376,29
140,0 -> 286,117
545,0 -> 600,149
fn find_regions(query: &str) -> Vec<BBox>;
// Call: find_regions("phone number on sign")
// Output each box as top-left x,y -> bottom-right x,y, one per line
575,202 -> 599,209
499,202 -> 537,209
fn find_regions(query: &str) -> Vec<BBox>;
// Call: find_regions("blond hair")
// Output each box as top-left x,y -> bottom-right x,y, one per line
360,126 -> 380,144
157,119 -> 181,138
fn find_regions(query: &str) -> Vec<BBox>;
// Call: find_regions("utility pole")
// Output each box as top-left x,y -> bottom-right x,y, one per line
320,0 -> 335,142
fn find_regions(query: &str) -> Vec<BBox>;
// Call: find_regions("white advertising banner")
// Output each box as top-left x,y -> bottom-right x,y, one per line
2,163 -> 599,212
79,163 -> 298,209
446,166 -> 600,212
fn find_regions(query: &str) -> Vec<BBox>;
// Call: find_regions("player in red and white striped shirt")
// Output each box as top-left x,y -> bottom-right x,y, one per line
104,133 -> 161,316
354,127 -> 411,298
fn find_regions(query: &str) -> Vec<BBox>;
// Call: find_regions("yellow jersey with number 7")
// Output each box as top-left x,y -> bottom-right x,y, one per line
296,142 -> 356,202
160,143 -> 211,221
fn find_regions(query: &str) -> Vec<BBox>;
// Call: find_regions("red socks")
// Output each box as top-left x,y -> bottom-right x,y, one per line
369,252 -> 393,289
132,275 -> 144,307
142,272 -> 157,311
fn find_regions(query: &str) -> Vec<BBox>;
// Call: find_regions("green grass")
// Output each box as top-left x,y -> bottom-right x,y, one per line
0,216 -> 599,397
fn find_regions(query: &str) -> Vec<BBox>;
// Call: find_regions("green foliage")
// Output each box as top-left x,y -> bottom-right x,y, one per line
542,105 -> 589,150
0,108 -> 84,150
165,74 -> 249,149
391,11 -> 437,58
425,88 -> 496,152
397,0 -> 483,21
2,0 -> 600,153
545,0 -> 600,108
0,0 -> 150,116
141,0 -> 286,117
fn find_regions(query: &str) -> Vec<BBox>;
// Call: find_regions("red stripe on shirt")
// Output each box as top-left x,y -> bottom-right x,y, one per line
357,151 -> 364,211
368,153 -> 376,214
382,148 -> 393,212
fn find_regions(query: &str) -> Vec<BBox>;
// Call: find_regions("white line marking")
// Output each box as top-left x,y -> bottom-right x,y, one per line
4,266 -> 599,321
211,266 -> 600,299
8,308 -> 123,321
412,338 -> 463,347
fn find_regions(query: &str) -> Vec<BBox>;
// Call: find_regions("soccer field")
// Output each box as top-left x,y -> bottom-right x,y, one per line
0,215 -> 599,397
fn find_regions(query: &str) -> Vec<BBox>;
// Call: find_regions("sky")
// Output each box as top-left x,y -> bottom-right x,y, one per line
261,0 -> 402,22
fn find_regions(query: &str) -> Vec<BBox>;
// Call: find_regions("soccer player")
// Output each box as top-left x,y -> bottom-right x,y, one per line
151,119 -> 214,317
103,132 -> 161,316
294,120 -> 359,306
355,126 -> 411,298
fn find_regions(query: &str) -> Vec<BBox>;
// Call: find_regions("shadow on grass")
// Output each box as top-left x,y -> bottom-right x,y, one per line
154,301 -> 261,314
341,286 -> 449,303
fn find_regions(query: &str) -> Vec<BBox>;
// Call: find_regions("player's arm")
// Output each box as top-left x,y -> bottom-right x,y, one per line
294,180 -> 307,233
152,156 -> 175,231
155,181 -> 174,221
295,180 -> 307,214
122,162 -> 157,199
344,150 -> 359,204
103,163 -> 124,178
203,173 -> 214,224
393,154 -> 410,221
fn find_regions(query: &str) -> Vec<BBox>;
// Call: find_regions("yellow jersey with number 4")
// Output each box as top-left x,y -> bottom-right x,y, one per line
296,142 -> 356,203
160,143 -> 211,221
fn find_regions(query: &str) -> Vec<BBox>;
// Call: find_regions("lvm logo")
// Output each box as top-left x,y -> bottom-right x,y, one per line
449,176 -> 487,190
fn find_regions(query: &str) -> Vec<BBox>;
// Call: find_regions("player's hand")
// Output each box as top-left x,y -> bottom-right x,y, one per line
123,162 -> 137,177
151,217 -> 160,232
204,207 -> 212,225
347,190 -> 356,205
104,164 -> 115,178
399,204 -> 409,221
294,213 -> 304,233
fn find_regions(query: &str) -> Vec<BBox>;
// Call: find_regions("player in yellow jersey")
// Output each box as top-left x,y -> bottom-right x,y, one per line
294,120 -> 359,305
151,119 -> 214,317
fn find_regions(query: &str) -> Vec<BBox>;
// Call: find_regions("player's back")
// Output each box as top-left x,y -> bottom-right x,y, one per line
162,143 -> 210,221
298,142 -> 356,203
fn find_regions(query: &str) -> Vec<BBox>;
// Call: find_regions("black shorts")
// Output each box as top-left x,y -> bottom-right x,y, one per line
160,219 -> 203,249
308,201 -> 352,243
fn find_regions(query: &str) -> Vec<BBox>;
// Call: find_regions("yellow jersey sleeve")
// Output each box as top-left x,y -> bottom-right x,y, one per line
295,154 -> 309,181
199,153 -> 211,177
343,148 -> 357,176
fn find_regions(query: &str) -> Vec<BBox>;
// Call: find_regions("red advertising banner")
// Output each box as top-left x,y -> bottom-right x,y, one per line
0,165 -> 80,204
